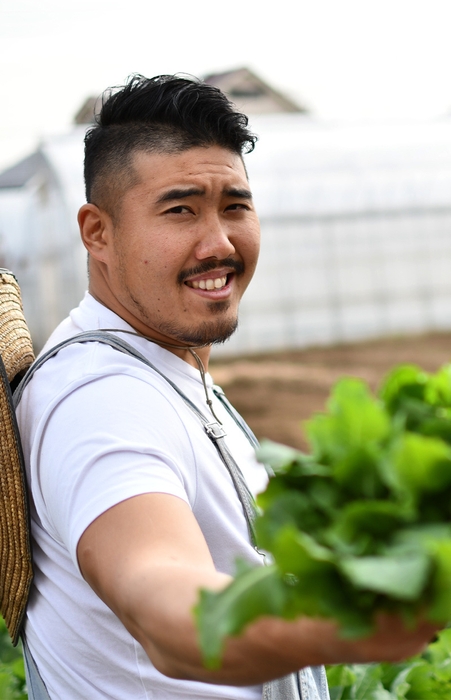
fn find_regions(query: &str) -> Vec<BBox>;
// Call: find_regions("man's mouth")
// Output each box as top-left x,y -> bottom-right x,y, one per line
186,275 -> 228,291
178,258 -> 244,288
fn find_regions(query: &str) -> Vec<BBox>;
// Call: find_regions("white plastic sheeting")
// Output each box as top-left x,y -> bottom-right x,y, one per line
1,116 -> 451,354
215,115 -> 451,356
0,128 -> 87,349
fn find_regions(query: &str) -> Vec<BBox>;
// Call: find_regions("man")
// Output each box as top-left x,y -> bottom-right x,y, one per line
16,75 -> 436,699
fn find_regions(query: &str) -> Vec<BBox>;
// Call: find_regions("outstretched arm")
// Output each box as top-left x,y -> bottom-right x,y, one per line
77,492 -> 438,686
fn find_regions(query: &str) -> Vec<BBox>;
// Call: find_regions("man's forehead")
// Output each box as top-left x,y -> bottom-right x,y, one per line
130,145 -> 248,188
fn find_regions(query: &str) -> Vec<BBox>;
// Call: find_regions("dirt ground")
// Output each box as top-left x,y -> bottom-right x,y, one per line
210,332 -> 451,452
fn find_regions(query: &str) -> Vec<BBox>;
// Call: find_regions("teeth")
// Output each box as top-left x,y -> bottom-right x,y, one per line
189,276 -> 227,291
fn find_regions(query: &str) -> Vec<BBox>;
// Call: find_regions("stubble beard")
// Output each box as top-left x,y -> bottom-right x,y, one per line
171,258 -> 244,345
127,291 -> 239,347
158,304 -> 239,346
121,257 -> 243,347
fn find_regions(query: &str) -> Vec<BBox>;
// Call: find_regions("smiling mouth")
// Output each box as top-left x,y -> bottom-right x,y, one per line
185,275 -> 228,291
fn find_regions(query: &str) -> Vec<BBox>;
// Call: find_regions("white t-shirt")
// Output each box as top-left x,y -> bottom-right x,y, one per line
16,293 -> 268,700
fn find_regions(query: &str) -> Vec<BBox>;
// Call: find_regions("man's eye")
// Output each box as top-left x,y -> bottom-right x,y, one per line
226,203 -> 250,212
166,205 -> 190,214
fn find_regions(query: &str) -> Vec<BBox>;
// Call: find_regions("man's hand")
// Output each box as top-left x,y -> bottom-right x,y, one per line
77,493 -> 438,686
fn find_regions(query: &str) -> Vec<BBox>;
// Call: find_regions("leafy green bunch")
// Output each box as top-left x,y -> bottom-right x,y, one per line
327,627 -> 451,699
195,364 -> 451,667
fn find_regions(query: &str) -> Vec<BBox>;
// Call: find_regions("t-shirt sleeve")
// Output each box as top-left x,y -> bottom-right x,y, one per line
35,372 -> 197,572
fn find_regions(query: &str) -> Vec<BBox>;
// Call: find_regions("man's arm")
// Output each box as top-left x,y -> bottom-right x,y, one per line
77,492 -> 438,686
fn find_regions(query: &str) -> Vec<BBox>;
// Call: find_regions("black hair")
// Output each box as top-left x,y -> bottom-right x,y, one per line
84,74 -> 257,214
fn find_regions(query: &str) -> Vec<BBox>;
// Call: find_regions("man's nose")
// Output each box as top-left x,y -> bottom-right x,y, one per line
194,218 -> 236,260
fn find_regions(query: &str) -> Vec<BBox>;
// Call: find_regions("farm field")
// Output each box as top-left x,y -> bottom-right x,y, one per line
211,331 -> 451,451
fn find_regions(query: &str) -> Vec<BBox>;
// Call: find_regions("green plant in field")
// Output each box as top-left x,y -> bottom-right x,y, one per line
326,627 -> 451,699
0,618 -> 27,698
195,364 -> 451,668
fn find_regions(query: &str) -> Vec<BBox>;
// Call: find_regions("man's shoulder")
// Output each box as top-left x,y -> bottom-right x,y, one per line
39,317 -> 81,355
22,294 -> 210,435
39,292 -> 118,351
34,294 -> 154,387
32,334 -> 167,400
17,330 -> 200,463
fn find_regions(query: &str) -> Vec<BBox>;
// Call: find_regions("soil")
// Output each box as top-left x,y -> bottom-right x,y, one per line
210,332 -> 451,452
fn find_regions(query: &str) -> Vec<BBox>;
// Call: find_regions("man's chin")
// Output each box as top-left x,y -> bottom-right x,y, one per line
159,313 -> 239,347
211,320 -> 239,346
182,317 -> 239,346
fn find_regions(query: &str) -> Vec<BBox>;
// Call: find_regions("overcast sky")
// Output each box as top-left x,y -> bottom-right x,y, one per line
1,0 -> 451,171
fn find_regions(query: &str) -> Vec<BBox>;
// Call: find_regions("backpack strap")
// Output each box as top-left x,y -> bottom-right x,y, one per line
16,329 -> 310,700
22,635 -> 51,699
14,330 -> 258,545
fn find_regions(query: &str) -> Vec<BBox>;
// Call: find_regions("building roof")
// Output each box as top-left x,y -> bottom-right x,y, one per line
74,96 -> 102,125
204,67 -> 307,115
0,152 -> 47,189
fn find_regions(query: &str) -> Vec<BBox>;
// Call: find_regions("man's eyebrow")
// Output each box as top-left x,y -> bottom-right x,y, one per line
156,186 -> 253,204
224,187 -> 253,199
156,187 -> 204,204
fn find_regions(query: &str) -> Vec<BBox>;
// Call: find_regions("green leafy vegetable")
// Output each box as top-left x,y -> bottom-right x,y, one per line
194,365 -> 451,667
195,563 -> 286,668
326,628 -> 451,699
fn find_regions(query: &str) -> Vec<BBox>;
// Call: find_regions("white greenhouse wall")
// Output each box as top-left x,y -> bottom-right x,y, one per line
0,129 -> 87,349
216,208 -> 451,356
2,117 -> 451,355
213,116 -> 451,356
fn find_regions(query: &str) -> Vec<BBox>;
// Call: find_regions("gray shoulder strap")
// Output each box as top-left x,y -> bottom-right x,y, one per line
17,330 -> 323,700
14,330 -> 258,544
22,636 -> 51,700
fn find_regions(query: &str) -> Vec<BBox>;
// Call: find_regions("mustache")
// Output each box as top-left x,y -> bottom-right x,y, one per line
178,258 -> 245,285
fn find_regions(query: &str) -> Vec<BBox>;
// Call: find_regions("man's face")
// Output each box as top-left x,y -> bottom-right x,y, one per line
102,145 -> 260,347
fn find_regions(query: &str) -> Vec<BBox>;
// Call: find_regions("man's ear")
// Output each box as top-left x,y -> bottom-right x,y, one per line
78,203 -> 113,261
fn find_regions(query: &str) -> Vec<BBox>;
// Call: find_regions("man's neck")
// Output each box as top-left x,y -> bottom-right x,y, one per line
88,288 -> 212,371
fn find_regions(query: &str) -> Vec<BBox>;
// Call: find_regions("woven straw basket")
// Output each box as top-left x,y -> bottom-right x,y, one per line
0,270 -> 34,644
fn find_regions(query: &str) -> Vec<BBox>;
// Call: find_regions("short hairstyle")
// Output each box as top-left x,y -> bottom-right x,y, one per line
84,74 -> 257,216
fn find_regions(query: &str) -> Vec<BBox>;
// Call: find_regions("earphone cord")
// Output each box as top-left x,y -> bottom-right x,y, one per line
98,328 -> 223,424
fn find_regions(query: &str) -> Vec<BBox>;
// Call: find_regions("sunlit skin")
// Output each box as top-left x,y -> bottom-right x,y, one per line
78,493 -> 439,686
78,145 -> 261,370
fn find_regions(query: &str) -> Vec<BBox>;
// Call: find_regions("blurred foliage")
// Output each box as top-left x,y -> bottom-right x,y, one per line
0,618 -> 27,699
327,627 -> 451,699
